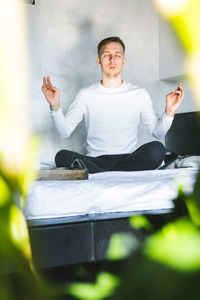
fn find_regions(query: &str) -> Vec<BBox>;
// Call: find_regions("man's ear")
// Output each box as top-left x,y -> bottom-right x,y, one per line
96,57 -> 101,66
123,57 -> 126,66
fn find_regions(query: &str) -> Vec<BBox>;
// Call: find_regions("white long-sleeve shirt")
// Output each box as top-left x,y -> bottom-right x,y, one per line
50,81 -> 173,157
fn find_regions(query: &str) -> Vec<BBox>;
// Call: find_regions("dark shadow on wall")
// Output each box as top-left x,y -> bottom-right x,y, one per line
60,18 -> 100,94
43,18 -> 101,155
59,19 -> 100,154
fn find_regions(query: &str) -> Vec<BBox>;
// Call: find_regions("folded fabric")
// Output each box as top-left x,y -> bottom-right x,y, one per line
164,155 -> 200,169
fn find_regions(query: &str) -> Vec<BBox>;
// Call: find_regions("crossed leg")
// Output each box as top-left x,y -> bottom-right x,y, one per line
54,141 -> 165,173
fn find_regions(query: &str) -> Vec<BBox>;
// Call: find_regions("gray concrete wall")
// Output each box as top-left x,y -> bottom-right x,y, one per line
25,0 -> 197,163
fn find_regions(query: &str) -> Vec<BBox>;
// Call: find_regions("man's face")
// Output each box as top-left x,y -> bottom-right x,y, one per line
96,42 -> 126,77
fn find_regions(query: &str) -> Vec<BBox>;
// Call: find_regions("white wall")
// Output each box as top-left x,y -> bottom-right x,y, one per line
25,0 -> 197,163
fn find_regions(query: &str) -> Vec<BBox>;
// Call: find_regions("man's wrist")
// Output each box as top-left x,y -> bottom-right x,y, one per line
50,104 -> 60,111
165,108 -> 174,117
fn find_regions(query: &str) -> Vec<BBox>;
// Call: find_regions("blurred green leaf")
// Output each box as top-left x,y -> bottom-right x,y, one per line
9,205 -> 32,261
0,175 -> 11,206
107,232 -> 140,261
144,217 -> 200,272
183,169 -> 200,226
19,136 -> 39,207
156,0 -> 200,53
186,197 -> 200,227
130,215 -> 153,231
170,0 -> 200,53
68,271 -> 120,300
191,168 -> 200,208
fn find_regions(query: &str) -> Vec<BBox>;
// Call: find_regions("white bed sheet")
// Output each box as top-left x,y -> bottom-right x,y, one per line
24,168 -> 198,220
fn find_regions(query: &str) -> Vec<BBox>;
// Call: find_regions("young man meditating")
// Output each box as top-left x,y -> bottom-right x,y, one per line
42,36 -> 184,173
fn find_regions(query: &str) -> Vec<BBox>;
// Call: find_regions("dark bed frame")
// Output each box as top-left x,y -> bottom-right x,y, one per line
28,111 -> 200,270
28,209 -> 172,269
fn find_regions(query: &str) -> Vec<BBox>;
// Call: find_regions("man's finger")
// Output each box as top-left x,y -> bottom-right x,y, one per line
176,82 -> 184,99
43,76 -> 47,85
42,85 -> 48,93
166,91 -> 176,97
53,87 -> 59,92
47,76 -> 52,87
175,90 -> 181,95
177,82 -> 183,91
180,90 -> 184,100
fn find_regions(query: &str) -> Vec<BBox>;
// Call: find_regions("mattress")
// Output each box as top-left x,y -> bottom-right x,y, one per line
24,167 -> 198,221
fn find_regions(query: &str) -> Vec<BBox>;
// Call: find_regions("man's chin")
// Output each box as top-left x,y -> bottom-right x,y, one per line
106,70 -> 121,77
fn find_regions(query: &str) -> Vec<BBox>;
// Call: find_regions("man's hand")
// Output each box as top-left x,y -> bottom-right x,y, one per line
165,82 -> 184,117
42,76 -> 60,111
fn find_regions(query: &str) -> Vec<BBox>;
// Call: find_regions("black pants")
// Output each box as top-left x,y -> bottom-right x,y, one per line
55,141 -> 165,174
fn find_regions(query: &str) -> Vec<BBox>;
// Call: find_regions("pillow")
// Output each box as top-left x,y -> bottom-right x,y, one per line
164,155 -> 200,169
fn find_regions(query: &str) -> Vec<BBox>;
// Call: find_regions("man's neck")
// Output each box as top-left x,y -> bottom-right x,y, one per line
101,76 -> 123,89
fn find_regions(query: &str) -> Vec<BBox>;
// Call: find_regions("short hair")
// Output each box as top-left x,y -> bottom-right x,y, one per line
97,36 -> 125,57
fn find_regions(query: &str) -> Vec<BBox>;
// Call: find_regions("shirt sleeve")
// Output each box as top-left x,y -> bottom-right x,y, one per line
50,91 -> 84,139
140,89 -> 174,139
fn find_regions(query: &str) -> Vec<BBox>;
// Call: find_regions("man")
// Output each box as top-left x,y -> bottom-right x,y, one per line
42,36 -> 184,173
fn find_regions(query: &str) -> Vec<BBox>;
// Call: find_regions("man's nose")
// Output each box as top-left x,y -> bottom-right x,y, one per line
109,55 -> 115,61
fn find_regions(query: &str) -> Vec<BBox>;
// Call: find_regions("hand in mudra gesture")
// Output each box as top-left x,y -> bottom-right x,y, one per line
165,82 -> 184,117
42,76 -> 60,111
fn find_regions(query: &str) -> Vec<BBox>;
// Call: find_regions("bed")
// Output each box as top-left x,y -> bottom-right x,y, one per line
25,111 -> 200,269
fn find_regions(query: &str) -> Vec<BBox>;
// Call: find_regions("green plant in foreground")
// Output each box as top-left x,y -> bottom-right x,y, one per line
67,172 -> 200,300
2,0 -> 200,299
0,145 -> 61,300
